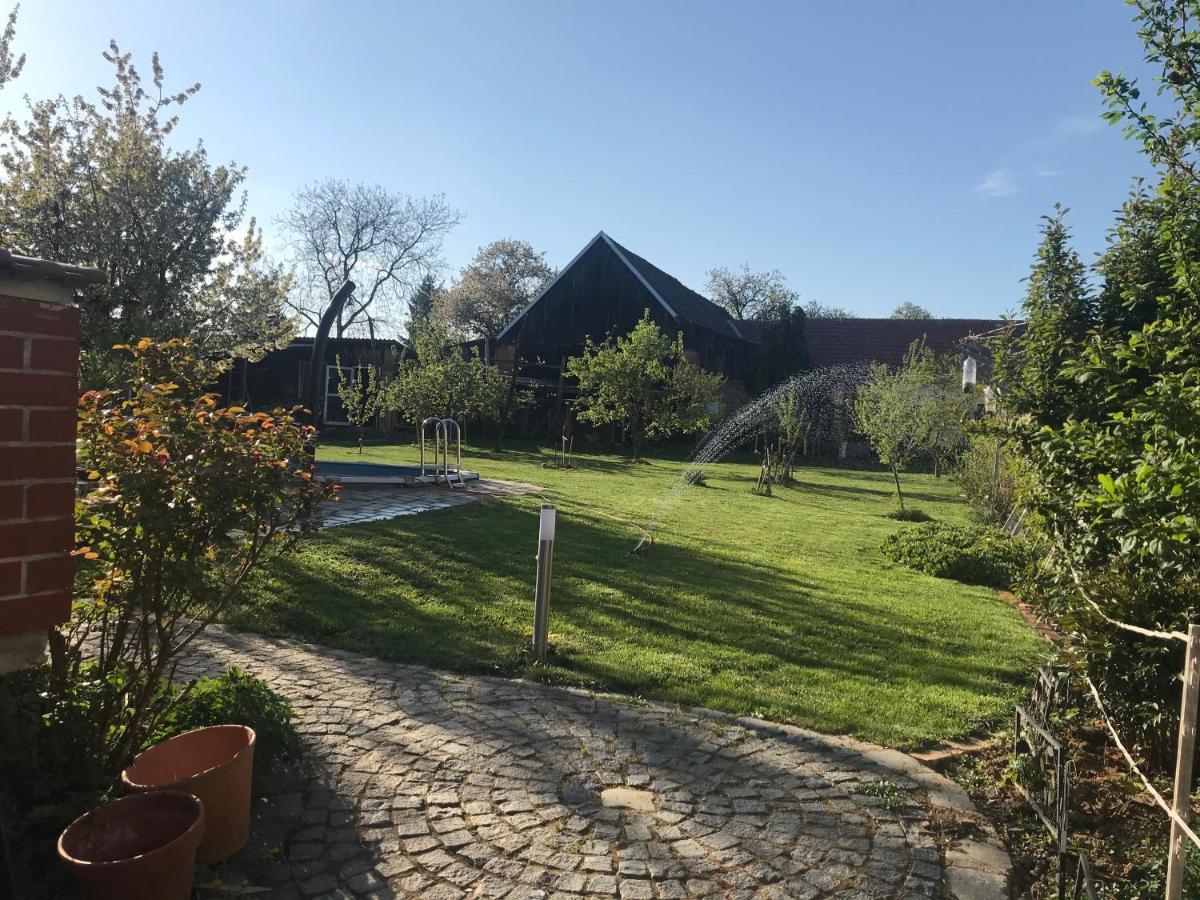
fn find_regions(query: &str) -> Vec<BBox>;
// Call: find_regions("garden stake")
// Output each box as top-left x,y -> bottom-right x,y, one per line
532,505 -> 556,663
1166,623 -> 1200,900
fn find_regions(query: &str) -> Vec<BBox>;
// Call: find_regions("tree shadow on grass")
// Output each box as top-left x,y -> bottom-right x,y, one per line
228,497 -> 1038,748
182,625 -> 949,897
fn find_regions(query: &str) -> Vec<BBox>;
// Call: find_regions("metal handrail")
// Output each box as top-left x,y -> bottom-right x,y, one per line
419,417 -> 464,486
419,417 -> 440,478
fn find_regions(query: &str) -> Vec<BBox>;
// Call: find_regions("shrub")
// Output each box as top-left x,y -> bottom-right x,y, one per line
155,668 -> 301,770
955,432 -> 1026,526
885,508 -> 933,522
41,339 -> 332,783
882,522 -> 1038,590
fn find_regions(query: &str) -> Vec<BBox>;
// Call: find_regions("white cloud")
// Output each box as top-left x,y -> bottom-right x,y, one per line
1036,169 -> 1064,177
1056,114 -> 1104,136
974,168 -> 1017,198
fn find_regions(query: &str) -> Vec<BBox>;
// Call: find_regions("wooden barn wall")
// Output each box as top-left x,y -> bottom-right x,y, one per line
510,240 -> 674,351
508,240 -> 752,378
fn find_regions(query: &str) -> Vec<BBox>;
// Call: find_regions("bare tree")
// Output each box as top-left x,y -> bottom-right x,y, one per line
705,264 -> 798,320
281,179 -> 460,338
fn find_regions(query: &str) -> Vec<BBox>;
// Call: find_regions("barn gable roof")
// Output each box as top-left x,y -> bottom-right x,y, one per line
496,231 -> 746,343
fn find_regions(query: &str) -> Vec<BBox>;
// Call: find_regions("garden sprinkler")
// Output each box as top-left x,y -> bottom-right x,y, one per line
630,529 -> 654,556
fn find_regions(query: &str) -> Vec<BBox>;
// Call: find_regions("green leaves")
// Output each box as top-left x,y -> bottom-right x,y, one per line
566,312 -> 723,460
61,339 -> 333,772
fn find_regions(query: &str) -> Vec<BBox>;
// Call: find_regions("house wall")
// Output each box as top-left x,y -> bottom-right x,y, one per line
0,277 -> 80,672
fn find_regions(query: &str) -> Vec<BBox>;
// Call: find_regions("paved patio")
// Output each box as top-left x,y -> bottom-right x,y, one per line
180,628 -> 1010,899
318,479 -> 540,528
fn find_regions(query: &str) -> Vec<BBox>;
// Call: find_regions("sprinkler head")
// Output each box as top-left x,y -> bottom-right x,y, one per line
630,535 -> 653,556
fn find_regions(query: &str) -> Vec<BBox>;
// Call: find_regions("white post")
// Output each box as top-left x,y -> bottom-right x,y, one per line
1167,624 -> 1200,900
532,505 -> 556,663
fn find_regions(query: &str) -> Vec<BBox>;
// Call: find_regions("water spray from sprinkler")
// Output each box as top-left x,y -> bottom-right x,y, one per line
631,364 -> 868,554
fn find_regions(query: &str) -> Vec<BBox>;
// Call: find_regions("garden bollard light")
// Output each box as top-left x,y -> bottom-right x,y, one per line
532,504 -> 556,663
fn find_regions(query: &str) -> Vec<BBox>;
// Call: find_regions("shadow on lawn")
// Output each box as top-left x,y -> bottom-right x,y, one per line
182,626 -> 945,897
791,474 -> 958,507
229,497 -> 1030,741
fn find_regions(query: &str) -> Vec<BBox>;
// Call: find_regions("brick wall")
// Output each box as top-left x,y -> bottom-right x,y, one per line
0,292 -> 79,635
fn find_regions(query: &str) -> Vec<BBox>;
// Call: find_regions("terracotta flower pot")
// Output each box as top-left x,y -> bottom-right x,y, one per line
58,789 -> 204,900
122,724 -> 256,864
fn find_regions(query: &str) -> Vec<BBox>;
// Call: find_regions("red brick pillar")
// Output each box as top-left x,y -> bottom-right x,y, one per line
0,251 -> 103,672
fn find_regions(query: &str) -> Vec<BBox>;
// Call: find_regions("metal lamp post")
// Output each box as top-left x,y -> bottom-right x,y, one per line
532,504 -> 556,663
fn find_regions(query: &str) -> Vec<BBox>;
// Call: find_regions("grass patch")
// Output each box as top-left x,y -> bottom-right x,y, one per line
226,437 -> 1045,750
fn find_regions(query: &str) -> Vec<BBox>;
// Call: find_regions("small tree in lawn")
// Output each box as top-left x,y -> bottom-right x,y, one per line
567,311 -> 724,462
854,340 -> 969,512
775,389 -> 810,486
335,355 -> 386,453
385,320 -> 519,428
46,339 -> 332,782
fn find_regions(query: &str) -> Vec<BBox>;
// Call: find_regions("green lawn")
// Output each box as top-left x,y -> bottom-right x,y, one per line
226,437 -> 1046,750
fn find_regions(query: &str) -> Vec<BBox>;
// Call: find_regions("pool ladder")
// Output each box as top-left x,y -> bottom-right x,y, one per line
419,417 -> 466,488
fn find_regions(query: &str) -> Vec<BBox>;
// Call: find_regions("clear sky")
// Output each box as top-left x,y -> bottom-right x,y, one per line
2,1 -> 1158,318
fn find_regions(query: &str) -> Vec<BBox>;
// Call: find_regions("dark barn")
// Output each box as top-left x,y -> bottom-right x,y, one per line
493,232 -> 756,386
221,337 -> 406,424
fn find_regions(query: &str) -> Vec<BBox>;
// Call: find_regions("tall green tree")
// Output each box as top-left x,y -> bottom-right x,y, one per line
567,312 -> 724,462
0,43 -> 294,385
747,305 -> 808,393
996,0 -> 1200,765
407,273 -> 445,330
995,204 -> 1095,426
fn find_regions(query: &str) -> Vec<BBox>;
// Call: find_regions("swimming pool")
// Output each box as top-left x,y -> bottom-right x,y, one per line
314,460 -> 480,485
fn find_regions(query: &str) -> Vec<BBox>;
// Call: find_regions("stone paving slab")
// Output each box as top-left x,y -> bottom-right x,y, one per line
319,479 -> 540,528
181,628 -> 1008,899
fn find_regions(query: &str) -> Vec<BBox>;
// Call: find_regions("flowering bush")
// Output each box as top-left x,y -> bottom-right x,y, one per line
42,339 -> 333,779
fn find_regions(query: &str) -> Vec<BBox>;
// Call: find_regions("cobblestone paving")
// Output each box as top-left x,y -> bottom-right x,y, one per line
319,479 -> 540,528
181,628 -> 959,899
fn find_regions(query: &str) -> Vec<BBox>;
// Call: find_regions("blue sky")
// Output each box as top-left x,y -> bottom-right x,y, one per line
3,1 -> 1157,318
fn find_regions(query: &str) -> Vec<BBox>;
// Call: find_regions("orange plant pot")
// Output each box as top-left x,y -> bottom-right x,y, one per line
58,790 -> 204,900
122,724 -> 256,864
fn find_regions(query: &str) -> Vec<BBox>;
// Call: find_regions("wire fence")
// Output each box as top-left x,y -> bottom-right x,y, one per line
1043,558 -> 1200,900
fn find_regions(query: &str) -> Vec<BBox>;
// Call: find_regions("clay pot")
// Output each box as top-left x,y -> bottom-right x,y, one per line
57,789 -> 204,900
122,724 -> 256,864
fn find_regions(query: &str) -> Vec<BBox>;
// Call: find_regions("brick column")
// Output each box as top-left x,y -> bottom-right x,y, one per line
0,251 -> 103,672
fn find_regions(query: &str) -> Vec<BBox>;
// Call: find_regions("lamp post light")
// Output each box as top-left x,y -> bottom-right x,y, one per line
532,504 -> 557,663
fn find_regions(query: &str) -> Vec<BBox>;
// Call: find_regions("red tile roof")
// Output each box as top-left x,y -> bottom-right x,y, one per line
801,318 -> 1001,369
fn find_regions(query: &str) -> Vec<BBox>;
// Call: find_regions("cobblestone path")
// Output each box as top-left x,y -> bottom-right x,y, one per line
180,628 -> 986,899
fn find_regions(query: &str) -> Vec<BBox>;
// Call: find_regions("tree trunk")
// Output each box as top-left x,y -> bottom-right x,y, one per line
304,280 -> 356,430
890,464 -> 905,512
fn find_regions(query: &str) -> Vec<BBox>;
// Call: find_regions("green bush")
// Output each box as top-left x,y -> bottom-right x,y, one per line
155,668 -> 301,770
882,522 -> 1038,590
955,433 -> 1026,525
885,507 -> 933,522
